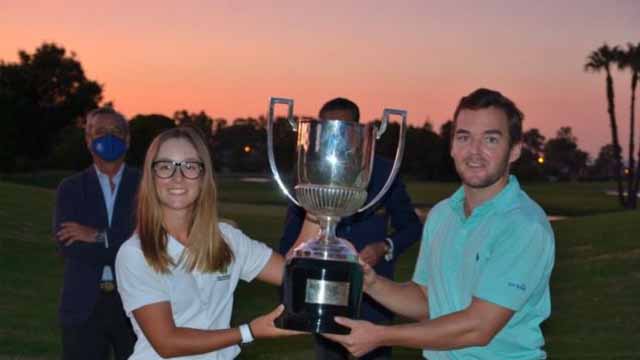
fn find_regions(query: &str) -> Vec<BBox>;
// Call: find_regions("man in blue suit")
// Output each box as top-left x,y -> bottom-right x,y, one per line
53,107 -> 140,360
279,98 -> 423,360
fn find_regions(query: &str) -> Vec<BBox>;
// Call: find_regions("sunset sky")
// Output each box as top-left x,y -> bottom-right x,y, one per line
1,0 -> 638,157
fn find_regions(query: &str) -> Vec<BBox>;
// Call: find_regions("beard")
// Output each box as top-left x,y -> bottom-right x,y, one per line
456,153 -> 511,189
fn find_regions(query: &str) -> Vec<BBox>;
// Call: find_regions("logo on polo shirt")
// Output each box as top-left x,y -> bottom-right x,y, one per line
508,282 -> 526,291
217,274 -> 231,281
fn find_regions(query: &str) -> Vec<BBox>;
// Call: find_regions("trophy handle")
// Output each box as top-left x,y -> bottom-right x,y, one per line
267,97 -> 301,207
357,108 -> 407,213
376,110 -> 388,139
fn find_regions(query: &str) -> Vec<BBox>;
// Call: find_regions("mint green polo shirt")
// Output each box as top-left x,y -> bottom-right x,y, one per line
412,176 -> 555,360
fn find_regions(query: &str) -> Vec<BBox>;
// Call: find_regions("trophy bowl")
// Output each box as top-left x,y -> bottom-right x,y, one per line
267,98 -> 406,334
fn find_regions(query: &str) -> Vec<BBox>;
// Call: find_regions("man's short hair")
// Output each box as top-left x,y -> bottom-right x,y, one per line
318,98 -> 360,123
85,107 -> 129,135
452,88 -> 523,146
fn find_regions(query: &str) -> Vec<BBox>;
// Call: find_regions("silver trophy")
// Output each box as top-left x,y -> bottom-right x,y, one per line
267,97 -> 406,334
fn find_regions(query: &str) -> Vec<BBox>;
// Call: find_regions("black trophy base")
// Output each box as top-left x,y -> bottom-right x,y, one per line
276,309 -> 350,334
276,257 -> 363,335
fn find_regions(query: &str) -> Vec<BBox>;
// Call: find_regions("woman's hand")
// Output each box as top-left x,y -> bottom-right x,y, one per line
249,305 -> 306,339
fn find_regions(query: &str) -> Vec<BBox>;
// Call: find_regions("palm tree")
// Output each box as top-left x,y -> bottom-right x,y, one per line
585,44 -> 625,207
617,42 -> 640,209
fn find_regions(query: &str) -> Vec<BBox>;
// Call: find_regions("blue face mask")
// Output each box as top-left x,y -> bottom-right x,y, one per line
91,134 -> 127,162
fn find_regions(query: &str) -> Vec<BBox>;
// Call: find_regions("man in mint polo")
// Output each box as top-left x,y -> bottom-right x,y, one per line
324,88 -> 555,359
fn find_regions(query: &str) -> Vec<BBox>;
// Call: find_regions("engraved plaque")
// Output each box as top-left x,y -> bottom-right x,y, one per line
305,279 -> 350,306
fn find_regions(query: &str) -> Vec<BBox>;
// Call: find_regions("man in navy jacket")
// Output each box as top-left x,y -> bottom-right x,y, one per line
53,107 -> 140,360
279,98 -> 423,360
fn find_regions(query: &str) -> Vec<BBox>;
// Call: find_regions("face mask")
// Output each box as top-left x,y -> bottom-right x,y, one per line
91,134 -> 127,162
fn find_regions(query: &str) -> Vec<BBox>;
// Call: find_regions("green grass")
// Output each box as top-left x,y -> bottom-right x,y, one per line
1,179 -> 638,359
406,180 -> 622,216
0,170 -> 288,205
0,182 -> 60,356
543,211 -> 640,358
520,181 -> 622,216
0,170 -> 73,190
1,171 -> 622,216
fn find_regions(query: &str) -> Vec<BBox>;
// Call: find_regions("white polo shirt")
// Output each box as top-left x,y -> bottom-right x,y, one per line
115,222 -> 273,360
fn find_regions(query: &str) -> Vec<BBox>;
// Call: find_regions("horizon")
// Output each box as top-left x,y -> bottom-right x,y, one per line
1,0 -> 639,158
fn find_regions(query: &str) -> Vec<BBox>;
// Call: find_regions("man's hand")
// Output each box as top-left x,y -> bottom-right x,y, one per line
358,241 -> 387,267
56,222 -> 98,246
358,258 -> 378,293
249,305 -> 306,339
322,317 -> 384,358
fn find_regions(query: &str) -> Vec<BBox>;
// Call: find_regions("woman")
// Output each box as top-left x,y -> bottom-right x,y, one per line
115,127 -> 299,359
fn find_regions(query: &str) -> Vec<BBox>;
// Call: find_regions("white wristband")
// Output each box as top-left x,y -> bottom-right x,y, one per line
239,324 -> 254,344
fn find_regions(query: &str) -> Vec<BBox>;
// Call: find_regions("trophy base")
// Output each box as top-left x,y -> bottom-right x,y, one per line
277,257 -> 363,335
276,310 -> 351,334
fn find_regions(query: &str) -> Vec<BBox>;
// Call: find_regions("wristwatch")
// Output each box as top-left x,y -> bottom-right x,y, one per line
384,237 -> 394,262
95,230 -> 108,247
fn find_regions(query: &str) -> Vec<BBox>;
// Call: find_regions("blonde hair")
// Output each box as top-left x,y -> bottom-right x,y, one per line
136,126 -> 233,274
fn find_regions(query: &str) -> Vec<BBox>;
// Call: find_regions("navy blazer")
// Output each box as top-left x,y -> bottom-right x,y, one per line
279,156 -> 423,322
53,165 -> 141,326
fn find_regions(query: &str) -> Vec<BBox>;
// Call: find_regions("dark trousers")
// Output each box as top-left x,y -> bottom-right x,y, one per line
314,334 -> 391,360
61,292 -> 136,360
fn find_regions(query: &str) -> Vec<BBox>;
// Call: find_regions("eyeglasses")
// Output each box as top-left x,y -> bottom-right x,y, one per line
152,161 -> 204,179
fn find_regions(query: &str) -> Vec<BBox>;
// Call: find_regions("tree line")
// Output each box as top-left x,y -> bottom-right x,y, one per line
0,43 -> 623,186
585,42 -> 640,208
